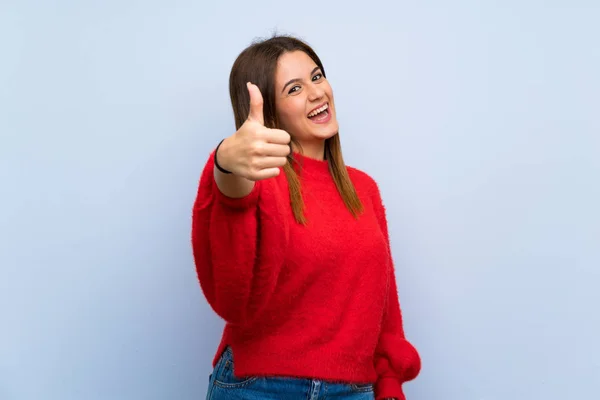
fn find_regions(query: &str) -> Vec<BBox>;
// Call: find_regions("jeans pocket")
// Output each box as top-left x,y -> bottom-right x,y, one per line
350,383 -> 374,393
213,358 -> 259,388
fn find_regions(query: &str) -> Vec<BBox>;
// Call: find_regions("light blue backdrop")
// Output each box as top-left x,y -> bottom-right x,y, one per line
1,1 -> 598,399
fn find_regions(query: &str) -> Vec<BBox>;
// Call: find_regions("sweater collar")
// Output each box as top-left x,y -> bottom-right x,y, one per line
291,151 -> 331,181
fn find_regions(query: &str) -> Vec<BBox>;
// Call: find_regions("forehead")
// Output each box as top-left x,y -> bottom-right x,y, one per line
275,51 -> 318,84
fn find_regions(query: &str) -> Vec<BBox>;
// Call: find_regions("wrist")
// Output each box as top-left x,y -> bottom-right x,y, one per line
215,138 -> 233,174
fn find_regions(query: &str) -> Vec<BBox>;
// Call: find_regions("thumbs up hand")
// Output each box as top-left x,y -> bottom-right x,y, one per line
216,82 -> 291,181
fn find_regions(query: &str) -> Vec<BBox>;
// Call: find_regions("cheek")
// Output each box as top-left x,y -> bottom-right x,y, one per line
324,83 -> 334,101
278,99 -> 306,128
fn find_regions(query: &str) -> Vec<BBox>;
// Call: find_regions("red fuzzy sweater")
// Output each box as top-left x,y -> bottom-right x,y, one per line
191,150 -> 421,400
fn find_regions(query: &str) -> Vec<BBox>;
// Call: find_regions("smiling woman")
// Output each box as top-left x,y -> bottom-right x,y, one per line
191,35 -> 421,400
275,52 -> 337,152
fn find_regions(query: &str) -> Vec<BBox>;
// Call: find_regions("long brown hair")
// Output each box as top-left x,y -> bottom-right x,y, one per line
228,35 -> 363,224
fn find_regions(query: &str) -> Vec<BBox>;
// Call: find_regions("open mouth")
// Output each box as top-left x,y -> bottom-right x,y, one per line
307,102 -> 330,123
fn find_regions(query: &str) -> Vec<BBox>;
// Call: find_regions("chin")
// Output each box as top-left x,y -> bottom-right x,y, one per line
316,128 -> 339,140
309,120 -> 339,140
290,113 -> 339,142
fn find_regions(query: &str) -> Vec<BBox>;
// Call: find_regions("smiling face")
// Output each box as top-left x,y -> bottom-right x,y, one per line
274,51 -> 338,154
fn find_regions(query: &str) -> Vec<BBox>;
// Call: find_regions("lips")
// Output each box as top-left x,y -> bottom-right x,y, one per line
308,105 -> 332,125
307,102 -> 329,118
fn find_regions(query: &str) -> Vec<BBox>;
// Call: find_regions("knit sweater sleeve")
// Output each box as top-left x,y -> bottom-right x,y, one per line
370,180 -> 421,400
191,150 -> 288,326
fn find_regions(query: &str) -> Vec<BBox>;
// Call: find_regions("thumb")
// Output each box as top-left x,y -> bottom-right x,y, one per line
246,82 -> 265,125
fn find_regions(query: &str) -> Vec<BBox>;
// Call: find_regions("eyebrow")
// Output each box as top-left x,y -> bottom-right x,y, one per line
281,66 -> 321,94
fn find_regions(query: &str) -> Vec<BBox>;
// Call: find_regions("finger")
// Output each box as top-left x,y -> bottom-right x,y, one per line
250,168 -> 281,181
255,156 -> 288,170
246,82 -> 264,125
265,128 -> 291,145
260,143 -> 291,157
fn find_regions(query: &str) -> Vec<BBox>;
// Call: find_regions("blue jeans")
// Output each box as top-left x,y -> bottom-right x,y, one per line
206,347 -> 375,399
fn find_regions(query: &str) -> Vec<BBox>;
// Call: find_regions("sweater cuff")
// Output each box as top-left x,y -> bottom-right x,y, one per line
375,377 -> 406,400
213,176 -> 261,210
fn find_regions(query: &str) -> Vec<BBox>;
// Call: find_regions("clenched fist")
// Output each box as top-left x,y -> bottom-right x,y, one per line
216,82 -> 291,181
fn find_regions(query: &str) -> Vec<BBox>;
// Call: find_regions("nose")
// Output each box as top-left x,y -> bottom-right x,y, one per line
307,82 -> 325,102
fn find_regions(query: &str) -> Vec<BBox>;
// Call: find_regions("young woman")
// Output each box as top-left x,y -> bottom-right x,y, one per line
191,35 -> 421,400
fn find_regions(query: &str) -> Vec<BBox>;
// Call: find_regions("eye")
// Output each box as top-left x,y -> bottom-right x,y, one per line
288,85 -> 301,94
312,73 -> 323,81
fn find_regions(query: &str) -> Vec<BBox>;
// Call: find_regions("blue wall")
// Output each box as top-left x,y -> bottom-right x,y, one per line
1,1 -> 598,399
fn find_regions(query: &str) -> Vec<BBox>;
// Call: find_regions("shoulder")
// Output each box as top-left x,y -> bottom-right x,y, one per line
346,165 -> 383,201
346,164 -> 389,227
346,164 -> 375,186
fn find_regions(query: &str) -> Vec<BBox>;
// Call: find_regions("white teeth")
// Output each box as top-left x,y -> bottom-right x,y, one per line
308,103 -> 329,117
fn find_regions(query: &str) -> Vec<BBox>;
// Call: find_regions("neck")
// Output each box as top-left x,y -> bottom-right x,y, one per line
293,139 -> 326,161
